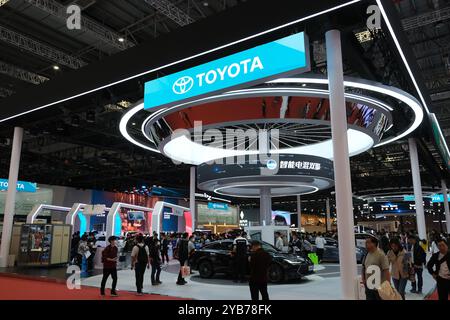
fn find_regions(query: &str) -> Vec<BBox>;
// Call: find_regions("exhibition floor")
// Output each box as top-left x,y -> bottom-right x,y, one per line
81,261 -> 435,300
0,275 -> 188,300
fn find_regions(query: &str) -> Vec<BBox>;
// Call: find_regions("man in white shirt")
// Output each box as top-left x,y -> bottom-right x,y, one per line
275,232 -> 284,251
314,232 -> 326,263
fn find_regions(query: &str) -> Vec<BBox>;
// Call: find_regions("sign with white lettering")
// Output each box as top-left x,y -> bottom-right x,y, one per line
144,32 -> 309,110
279,160 -> 321,170
0,179 -> 37,192
207,202 -> 228,210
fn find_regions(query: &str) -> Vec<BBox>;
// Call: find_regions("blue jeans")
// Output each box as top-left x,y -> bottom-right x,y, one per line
392,278 -> 408,300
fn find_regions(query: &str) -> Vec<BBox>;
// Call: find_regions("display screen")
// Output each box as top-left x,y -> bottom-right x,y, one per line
370,200 -> 432,215
198,154 -> 334,183
127,211 -> 145,220
196,202 -> 238,225
272,211 -> 291,226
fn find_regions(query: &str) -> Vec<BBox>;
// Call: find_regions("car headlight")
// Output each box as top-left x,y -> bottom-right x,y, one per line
284,259 -> 303,265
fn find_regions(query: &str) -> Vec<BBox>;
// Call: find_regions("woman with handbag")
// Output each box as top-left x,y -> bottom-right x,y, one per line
387,238 -> 410,300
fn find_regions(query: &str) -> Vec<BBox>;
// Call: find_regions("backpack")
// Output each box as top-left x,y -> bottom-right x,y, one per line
136,245 -> 148,264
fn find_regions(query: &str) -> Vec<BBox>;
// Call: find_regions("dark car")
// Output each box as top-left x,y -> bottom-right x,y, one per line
189,239 -> 314,283
310,237 -> 366,263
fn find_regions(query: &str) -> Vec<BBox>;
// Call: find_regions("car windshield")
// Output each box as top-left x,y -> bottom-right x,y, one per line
261,242 -> 279,253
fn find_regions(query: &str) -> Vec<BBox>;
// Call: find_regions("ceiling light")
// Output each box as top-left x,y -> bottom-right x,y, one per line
118,37 -> 125,42
53,65 -> 60,70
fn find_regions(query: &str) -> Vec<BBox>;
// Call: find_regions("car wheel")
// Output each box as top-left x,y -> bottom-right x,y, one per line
198,260 -> 214,278
268,263 -> 284,283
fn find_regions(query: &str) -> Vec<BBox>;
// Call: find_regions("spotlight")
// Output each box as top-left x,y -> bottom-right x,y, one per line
118,37 -> 125,42
53,65 -> 60,70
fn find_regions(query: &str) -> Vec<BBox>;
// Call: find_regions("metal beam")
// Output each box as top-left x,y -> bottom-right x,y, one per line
0,60 -> 49,84
22,0 -> 134,50
144,0 -> 194,26
402,6 -> 450,31
0,24 -> 86,69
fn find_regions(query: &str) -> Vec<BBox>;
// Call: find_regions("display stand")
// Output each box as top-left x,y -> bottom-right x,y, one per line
245,225 -> 291,251
17,224 -> 72,266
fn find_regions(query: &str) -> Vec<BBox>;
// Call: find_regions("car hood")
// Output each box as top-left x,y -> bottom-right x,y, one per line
271,252 -> 306,263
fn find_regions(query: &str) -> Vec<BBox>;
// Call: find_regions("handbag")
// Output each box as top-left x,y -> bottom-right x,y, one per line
377,281 -> 402,300
181,265 -> 191,278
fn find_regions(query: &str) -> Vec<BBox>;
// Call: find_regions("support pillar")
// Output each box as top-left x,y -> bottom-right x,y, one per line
260,187 -> 272,226
297,195 -> 302,229
190,166 -> 196,233
326,29 -> 358,300
0,127 -> 23,268
441,179 -> 450,233
408,138 -> 427,240
326,198 -> 331,232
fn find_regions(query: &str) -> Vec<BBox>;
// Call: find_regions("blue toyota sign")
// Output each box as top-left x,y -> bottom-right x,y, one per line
207,202 -> 229,211
144,32 -> 309,110
0,179 -> 37,192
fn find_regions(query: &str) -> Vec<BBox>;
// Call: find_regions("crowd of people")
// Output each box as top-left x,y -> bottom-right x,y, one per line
95,230 -> 272,300
71,227 -> 449,301
361,229 -> 449,300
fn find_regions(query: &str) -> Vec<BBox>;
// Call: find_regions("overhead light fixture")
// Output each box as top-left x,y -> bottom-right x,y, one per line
118,37 -> 125,42
53,65 -> 60,70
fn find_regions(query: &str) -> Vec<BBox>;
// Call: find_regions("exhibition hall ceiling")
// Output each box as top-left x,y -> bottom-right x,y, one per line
0,0 -> 448,208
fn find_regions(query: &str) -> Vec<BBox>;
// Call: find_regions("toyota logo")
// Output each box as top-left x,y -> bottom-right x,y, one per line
266,159 -> 277,170
172,76 -> 194,95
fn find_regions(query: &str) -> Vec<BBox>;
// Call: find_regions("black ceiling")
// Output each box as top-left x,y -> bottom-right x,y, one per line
0,0 -> 449,208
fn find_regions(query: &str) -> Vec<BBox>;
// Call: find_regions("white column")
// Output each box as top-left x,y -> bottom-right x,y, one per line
190,166 -> 196,232
296,195 -> 302,229
441,179 -> 450,233
326,198 -> 331,231
408,138 -> 427,240
0,127 -> 23,268
326,30 -> 358,300
260,187 -> 272,226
